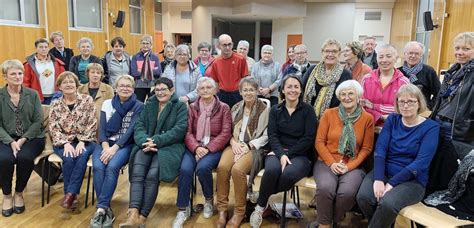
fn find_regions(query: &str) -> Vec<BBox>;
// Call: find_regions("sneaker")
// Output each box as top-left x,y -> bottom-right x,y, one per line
90,210 -> 106,228
249,205 -> 265,228
172,207 -> 191,228
103,208 -> 116,228
203,199 -> 214,219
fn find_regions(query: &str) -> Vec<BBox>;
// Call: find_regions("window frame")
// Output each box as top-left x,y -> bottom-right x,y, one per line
154,1 -> 162,31
129,0 -> 143,35
68,0 -> 103,32
0,0 -> 40,27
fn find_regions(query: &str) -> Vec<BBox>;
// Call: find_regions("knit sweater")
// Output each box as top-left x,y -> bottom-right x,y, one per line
251,60 -> 281,98
315,107 -> 374,171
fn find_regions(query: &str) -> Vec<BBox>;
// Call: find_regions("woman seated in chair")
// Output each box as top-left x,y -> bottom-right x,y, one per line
49,71 -> 97,211
172,77 -> 232,227
308,80 -> 374,228
0,59 -> 45,217
249,74 -> 317,227
215,76 -> 270,228
120,77 -> 188,227
89,75 -> 143,228
356,84 -> 440,228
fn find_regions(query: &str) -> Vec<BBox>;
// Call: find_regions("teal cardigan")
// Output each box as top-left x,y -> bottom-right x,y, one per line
130,93 -> 188,182
0,86 -> 44,144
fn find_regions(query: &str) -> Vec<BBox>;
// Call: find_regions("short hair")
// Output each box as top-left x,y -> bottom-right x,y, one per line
49,31 -> 64,42
335,80 -> 364,101
196,77 -> 217,90
288,45 -> 296,51
141,35 -> 152,44
404,41 -> 425,53
164,44 -> 176,52
364,36 -> 377,42
237,40 -> 250,48
378,44 -> 398,57
115,74 -> 135,88
56,71 -> 80,88
395,84 -> 428,114
239,76 -> 259,92
280,74 -> 303,100
261,45 -> 273,53
321,38 -> 342,52
197,42 -> 212,52
346,41 -> 364,59
294,44 -> 307,52
35,38 -> 49,47
154,77 -> 174,89
86,63 -> 104,77
110,36 -> 126,48
453,32 -> 474,48
175,44 -> 190,58
2,59 -> 24,75
77,37 -> 94,49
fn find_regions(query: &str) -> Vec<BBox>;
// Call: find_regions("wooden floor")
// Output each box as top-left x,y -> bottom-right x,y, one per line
0,169 -> 373,228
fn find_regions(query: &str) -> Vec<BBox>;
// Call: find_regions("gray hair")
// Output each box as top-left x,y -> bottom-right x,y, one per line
239,76 -> 259,91
175,44 -> 190,58
395,84 -> 428,114
115,74 -> 136,89
197,42 -> 212,52
378,44 -> 398,57
404,41 -> 426,53
321,38 -> 342,52
237,40 -> 250,48
164,44 -> 176,52
335,80 -> 363,101
197,77 -> 217,90
77,37 -> 94,49
261,45 -> 273,53
140,34 -> 152,43
294,44 -> 307,52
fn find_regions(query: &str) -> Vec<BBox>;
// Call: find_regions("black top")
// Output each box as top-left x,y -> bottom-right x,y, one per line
88,88 -> 99,99
398,64 -> 441,109
268,100 -> 317,159
49,47 -> 74,71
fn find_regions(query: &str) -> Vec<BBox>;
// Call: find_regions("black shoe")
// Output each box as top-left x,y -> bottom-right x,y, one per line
2,208 -> 14,217
13,205 -> 25,214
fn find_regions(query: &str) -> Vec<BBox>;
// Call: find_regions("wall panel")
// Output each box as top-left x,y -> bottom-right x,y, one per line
389,0 -> 418,62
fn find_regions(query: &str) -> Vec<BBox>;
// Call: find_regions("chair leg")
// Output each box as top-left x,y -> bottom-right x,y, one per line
85,166 -> 92,208
47,162 -> 51,204
280,190 -> 287,228
41,158 -> 46,207
92,185 -> 95,205
190,172 -> 196,216
296,186 -> 301,208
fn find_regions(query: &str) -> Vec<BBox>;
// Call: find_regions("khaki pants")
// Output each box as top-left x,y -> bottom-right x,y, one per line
216,146 -> 253,215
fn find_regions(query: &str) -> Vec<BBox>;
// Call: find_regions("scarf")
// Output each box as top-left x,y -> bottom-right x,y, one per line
439,59 -> 474,99
106,94 -> 137,136
141,52 -> 153,82
291,61 -> 309,78
232,99 -> 267,143
337,104 -> 362,159
402,61 -> 424,83
196,97 -> 216,144
304,62 -> 344,118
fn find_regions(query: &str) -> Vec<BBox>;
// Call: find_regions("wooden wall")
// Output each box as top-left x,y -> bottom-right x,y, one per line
390,0 -> 418,62
0,0 -> 159,65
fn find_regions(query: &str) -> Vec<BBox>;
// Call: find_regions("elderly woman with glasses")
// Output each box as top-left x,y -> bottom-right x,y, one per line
162,44 -> 202,104
308,80 -> 374,228
69,37 -> 101,84
193,42 -> 215,76
357,84 -> 440,228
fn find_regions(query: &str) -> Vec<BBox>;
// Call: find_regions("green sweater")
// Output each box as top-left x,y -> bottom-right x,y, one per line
129,93 -> 188,182
0,86 -> 44,144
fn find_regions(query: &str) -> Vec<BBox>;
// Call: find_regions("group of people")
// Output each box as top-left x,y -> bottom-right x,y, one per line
0,30 -> 472,228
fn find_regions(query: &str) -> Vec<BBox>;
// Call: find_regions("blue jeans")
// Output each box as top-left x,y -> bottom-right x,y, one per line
176,149 -> 222,208
92,143 -> 132,209
53,142 -> 96,194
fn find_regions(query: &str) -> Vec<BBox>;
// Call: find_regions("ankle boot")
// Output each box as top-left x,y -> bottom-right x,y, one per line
226,213 -> 245,228
119,208 -> 140,227
138,215 -> 147,225
216,210 -> 228,228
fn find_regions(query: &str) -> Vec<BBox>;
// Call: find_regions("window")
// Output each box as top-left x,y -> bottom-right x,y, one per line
129,0 -> 142,34
68,0 -> 102,30
0,0 -> 39,25
154,1 -> 162,31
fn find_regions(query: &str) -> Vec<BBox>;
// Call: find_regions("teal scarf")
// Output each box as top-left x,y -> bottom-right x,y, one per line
338,104 -> 362,159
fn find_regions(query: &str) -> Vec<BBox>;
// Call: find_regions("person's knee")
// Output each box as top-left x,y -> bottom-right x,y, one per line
231,165 -> 246,178
317,182 -> 336,199
378,197 -> 400,214
196,163 -> 213,177
145,167 -> 160,184
14,153 -> 34,165
0,156 -> 14,167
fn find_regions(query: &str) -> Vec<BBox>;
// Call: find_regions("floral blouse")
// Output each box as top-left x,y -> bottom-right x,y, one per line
49,93 -> 97,146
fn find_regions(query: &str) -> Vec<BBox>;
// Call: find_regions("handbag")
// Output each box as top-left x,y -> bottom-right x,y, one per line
33,156 -> 61,186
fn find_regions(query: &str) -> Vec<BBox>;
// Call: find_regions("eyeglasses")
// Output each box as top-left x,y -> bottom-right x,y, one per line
323,49 -> 339,55
117,84 -> 133,89
241,88 -> 256,93
221,43 -> 233,48
406,52 -> 422,56
155,87 -> 169,93
397,100 -> 418,106
294,51 -> 307,55
176,53 -> 189,57
141,42 -> 151,46
339,91 -> 356,98
198,86 -> 214,91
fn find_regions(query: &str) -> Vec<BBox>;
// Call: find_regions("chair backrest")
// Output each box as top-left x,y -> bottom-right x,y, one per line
258,98 -> 271,108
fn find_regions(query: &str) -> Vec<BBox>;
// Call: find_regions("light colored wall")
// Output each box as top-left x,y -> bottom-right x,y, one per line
353,8 -> 393,44
162,2 -> 192,44
271,18 -> 304,65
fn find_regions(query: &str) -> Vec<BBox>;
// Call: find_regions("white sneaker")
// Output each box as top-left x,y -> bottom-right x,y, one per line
250,205 -> 265,228
172,207 -> 190,228
203,199 -> 214,219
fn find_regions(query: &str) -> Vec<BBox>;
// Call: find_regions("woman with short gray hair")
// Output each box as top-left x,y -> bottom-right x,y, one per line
69,37 -> 102,84
162,44 -> 202,103
193,42 -> 215,76
251,45 -> 281,106
161,44 -> 176,72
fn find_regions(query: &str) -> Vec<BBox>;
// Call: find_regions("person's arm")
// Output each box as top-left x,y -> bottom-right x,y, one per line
152,55 -> 162,79
387,123 -> 440,187
287,106 -> 317,157
102,55 -> 110,85
22,64 -> 32,88
205,104 -> 233,153
185,70 -> 202,102
98,110 -> 108,144
429,68 -> 441,109
69,57 -> 77,76
152,102 -> 188,148
315,110 -> 338,166
249,107 -> 270,149
49,103 -> 70,146
373,114 -> 395,181
241,58 -> 249,77
184,109 -> 200,153
130,55 -> 140,78
0,103 -> 14,144
268,107 -> 285,158
21,92 -> 43,140
346,115 -> 375,171
115,103 -> 144,148
133,105 -> 150,148
77,97 -> 97,142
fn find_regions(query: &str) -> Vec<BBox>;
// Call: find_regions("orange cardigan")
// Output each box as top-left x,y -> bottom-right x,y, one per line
351,60 -> 372,84
315,107 -> 374,171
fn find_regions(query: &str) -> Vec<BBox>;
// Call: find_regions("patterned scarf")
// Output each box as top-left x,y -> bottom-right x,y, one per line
232,98 -> 267,143
402,61 -> 424,83
107,94 -> 137,137
141,52 -> 153,82
304,62 -> 343,118
439,59 -> 474,99
196,97 -> 216,144
337,104 -> 362,159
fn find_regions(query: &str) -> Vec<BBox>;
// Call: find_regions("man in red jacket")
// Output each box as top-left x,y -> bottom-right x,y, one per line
24,38 -> 65,104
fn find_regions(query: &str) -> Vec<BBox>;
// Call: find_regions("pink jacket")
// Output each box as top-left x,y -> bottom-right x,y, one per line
362,68 -> 410,126
184,96 -> 232,153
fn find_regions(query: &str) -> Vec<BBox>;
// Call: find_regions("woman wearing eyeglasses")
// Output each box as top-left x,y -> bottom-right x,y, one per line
357,84 -> 439,228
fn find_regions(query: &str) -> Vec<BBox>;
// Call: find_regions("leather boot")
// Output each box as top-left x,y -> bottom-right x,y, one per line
119,208 -> 140,227
216,210 -> 228,228
226,214 -> 245,228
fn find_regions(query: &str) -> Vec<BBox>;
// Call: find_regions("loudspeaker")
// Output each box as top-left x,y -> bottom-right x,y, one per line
423,11 -> 438,31
113,10 -> 125,28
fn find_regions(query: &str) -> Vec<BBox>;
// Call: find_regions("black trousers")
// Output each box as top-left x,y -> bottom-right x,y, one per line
0,138 -> 45,195
218,90 -> 242,109
129,149 -> 160,217
135,88 -> 153,103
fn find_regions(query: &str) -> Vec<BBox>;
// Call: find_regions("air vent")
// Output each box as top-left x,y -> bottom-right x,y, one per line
364,11 -> 382,20
181,11 -> 192,20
